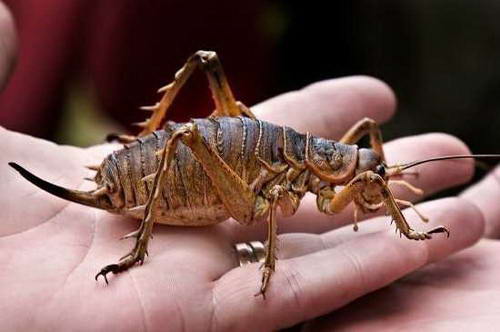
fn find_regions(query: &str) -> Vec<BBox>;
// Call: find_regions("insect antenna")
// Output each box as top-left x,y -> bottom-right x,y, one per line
388,154 -> 500,172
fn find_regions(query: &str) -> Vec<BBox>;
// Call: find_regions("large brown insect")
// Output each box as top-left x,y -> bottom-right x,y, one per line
8,50 -> 499,297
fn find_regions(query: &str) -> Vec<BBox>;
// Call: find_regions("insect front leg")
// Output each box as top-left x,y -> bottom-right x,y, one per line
378,176 -> 449,240
316,185 -> 361,231
95,125 -> 190,283
317,171 -> 449,240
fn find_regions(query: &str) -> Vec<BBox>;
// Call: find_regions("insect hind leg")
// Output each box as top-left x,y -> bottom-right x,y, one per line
96,125 -> 190,283
108,50 -> 255,144
97,120 -> 262,283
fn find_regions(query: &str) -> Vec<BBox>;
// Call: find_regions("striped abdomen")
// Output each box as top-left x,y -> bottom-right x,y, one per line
96,117 -> 358,225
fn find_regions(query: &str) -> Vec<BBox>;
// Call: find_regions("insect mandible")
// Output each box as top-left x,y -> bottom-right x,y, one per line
8,50 -> 499,298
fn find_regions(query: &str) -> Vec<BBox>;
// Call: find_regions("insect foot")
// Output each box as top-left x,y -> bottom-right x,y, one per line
254,265 -> 275,300
95,239 -> 149,284
405,226 -> 450,241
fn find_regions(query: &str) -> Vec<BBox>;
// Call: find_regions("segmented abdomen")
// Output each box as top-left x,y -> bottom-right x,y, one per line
97,117 -> 357,225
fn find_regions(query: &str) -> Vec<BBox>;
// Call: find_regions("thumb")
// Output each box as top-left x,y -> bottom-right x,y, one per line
0,1 -> 16,90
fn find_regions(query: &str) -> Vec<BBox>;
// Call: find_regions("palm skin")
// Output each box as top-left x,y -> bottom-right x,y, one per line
308,166 -> 500,331
308,239 -> 500,331
0,126 -> 235,331
1,75 -> 492,331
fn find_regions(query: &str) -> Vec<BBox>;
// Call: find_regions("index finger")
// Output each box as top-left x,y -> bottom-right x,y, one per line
253,76 -> 396,139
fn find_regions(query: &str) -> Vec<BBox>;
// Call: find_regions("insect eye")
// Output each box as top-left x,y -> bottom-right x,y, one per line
375,165 -> 386,177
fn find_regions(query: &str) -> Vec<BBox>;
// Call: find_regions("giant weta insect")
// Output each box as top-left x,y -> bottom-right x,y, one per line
8,51 -> 499,297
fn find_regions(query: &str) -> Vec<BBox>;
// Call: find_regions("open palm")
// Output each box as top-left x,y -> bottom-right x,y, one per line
303,165 -> 500,331
0,77 -> 485,331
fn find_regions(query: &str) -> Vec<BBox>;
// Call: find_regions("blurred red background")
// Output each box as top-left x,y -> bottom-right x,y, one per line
0,0 -> 270,143
1,1 -> 500,156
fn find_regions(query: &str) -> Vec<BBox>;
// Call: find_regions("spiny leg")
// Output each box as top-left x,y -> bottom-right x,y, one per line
319,171 -> 449,240
340,117 -> 385,161
371,173 -> 447,239
254,186 -> 300,298
382,185 -> 448,239
109,50 -> 255,144
95,126 -> 189,283
141,50 -> 255,135
255,190 -> 279,298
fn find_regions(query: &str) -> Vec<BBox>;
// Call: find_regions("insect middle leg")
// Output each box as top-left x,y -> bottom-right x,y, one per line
111,50 -> 255,143
254,186 -> 300,298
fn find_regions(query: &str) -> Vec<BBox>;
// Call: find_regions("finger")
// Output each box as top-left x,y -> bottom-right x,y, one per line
213,198 -> 484,330
0,2 -> 16,88
461,165 -> 500,238
303,239 -> 500,331
277,197 -> 482,259
253,76 -> 396,139
228,133 -> 474,242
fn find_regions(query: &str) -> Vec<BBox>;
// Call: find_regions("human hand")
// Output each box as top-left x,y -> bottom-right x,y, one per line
1,75 -> 483,331
0,1 -> 15,90
304,167 -> 500,331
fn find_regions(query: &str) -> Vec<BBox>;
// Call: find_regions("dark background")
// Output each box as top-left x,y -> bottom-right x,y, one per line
272,1 -> 500,155
1,1 -> 499,159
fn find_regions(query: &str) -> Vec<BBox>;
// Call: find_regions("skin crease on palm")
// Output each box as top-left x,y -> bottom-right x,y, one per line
2,5 -> 500,332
